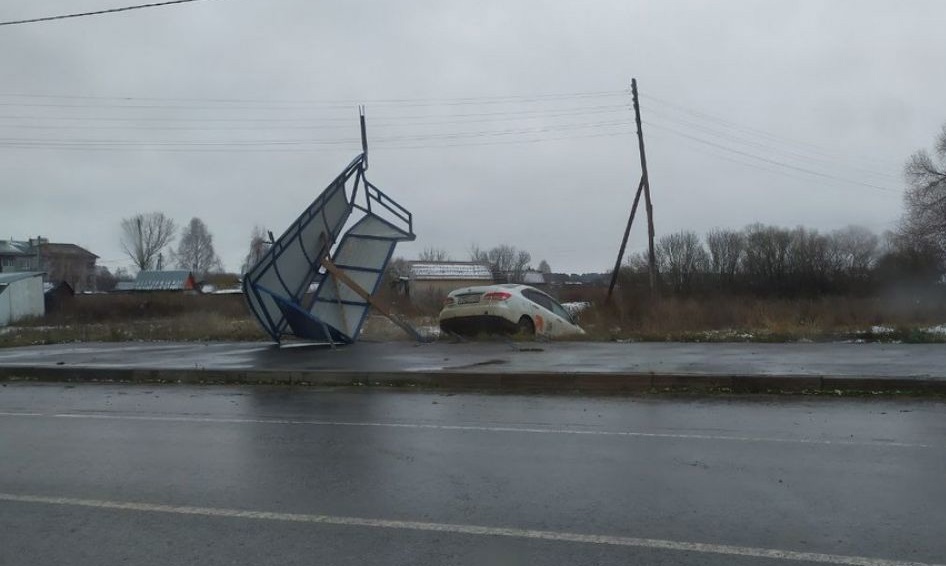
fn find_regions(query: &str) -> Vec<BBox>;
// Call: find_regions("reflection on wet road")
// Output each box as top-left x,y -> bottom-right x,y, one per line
1,383 -> 944,566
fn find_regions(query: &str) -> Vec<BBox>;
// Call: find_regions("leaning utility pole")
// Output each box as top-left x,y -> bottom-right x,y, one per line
607,78 -> 657,301
635,79 -> 658,294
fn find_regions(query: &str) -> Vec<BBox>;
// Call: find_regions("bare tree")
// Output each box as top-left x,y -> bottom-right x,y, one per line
469,244 -> 489,264
241,225 -> 269,273
902,124 -> 946,256
174,217 -> 223,277
831,225 -> 879,282
706,228 -> 745,285
418,247 -> 451,262
538,259 -> 552,274
787,227 -> 836,293
113,267 -> 133,281
120,212 -> 176,271
468,243 -> 531,282
511,249 -> 532,282
655,231 -> 708,294
742,223 -> 793,291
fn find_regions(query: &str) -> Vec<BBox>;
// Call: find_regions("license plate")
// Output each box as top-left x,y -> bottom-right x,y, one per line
457,293 -> 481,304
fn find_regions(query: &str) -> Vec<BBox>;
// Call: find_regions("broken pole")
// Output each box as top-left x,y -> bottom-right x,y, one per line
606,176 -> 645,300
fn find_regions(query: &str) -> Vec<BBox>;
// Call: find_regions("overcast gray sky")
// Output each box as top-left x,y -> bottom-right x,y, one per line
2,0 -> 944,274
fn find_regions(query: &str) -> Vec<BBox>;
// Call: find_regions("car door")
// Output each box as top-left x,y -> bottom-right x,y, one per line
521,289 -> 578,336
541,294 -> 582,336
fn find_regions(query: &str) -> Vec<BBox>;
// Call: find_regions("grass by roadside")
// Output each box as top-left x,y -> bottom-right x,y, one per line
567,293 -> 946,344
2,291 -> 945,347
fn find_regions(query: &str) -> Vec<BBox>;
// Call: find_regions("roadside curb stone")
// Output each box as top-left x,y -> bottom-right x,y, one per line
2,365 -> 945,395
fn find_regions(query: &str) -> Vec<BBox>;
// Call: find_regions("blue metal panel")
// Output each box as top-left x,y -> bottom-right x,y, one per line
242,151 -> 416,345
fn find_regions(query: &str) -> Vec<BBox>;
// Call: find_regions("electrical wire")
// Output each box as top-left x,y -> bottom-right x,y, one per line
0,118 -> 634,147
0,127 -> 636,153
643,104 -> 900,182
640,92 -> 900,173
0,104 -> 630,128
0,92 -> 627,111
0,90 -> 626,106
644,129 -> 896,199
0,0 -> 216,27
644,120 -> 898,194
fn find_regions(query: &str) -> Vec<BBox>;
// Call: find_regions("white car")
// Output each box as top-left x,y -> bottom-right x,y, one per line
439,284 -> 585,338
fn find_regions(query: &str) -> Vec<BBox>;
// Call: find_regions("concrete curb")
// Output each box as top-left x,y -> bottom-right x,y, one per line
1,366 -> 944,394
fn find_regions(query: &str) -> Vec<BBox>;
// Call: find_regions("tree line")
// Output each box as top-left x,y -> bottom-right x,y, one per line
622,223 -> 943,297
119,213 -> 223,277
623,124 -> 946,298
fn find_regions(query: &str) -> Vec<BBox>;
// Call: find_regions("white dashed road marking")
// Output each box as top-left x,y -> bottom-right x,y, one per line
0,410 -> 928,448
0,492 -> 940,566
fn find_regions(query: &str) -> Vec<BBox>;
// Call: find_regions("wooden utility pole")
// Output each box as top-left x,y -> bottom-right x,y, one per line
606,178 -> 644,299
606,77 -> 658,300
632,78 -> 658,294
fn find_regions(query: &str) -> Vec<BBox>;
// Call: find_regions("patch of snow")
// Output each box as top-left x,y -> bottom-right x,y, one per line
699,329 -> 754,340
870,325 -> 895,334
213,288 -> 244,295
417,325 -> 442,339
561,301 -> 591,315
7,325 -> 66,332
924,324 -> 946,335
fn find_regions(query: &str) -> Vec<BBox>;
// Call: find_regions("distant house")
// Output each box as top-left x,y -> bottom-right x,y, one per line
35,242 -> 99,293
407,261 -> 494,296
0,272 -> 45,327
0,240 -> 38,273
0,238 -> 98,292
117,270 -> 198,292
521,270 -> 547,287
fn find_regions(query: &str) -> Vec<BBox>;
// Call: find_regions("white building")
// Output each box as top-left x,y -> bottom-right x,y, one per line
0,272 -> 45,327
407,261 -> 494,296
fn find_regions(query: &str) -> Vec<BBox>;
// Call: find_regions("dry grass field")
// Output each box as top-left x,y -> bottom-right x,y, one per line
2,288 -> 945,347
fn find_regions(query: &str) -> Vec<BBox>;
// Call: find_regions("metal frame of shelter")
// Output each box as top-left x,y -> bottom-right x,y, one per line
242,111 -> 418,345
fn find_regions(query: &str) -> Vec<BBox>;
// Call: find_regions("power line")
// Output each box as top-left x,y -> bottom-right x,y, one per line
644,129 -> 895,198
644,120 -> 898,194
0,103 -> 630,126
0,0 -> 216,27
0,117 -> 634,147
640,92 -> 900,172
0,125 -> 636,153
0,90 -> 626,105
0,107 -> 624,131
643,105 -> 900,182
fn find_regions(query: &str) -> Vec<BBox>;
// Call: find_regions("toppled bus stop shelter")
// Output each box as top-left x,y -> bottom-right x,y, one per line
242,118 -> 416,345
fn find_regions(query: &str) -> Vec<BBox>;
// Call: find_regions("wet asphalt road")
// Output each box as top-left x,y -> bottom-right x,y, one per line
2,340 -> 945,379
1,384 -> 945,566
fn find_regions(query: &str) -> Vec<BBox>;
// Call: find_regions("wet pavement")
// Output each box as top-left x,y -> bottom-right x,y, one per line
1,383 -> 945,565
0,340 -> 944,378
